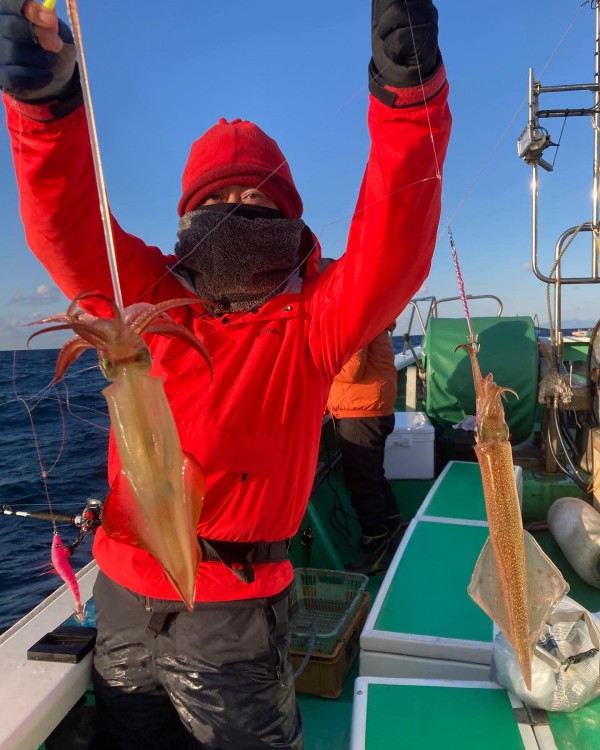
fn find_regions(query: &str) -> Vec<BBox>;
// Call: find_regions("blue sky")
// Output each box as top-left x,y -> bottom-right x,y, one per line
0,0 -> 598,350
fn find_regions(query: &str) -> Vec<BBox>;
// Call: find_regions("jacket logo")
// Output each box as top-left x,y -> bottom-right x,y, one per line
258,327 -> 282,336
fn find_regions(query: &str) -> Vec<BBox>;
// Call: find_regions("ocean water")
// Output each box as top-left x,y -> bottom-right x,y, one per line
0,349 -> 109,632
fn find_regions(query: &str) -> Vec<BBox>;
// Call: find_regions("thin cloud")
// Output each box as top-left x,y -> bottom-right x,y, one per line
9,284 -> 62,306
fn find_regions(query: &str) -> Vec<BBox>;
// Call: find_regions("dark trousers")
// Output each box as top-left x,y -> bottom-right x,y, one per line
92,571 -> 303,750
335,414 -> 398,537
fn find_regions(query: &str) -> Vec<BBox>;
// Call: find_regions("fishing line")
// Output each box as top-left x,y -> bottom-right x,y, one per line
84,5 -> 443,336
448,226 -> 477,348
439,1 -> 589,241
11,352 -> 65,533
5,1 -> 588,350
5,1 -> 438,449
439,4 -> 589,356
4,2 -> 439,574
3,357 -> 109,434
6,0 -> 444,368
57,381 -> 110,433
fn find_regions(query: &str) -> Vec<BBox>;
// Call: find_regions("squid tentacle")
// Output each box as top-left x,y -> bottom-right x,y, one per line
30,291 -> 212,609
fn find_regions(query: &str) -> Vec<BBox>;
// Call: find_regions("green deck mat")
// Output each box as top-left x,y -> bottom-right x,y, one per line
548,694 -> 600,750
374,521 -> 492,642
423,462 -> 487,522
363,683 -> 526,749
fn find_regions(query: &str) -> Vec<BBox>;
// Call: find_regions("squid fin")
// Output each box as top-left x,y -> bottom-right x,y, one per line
103,452 -> 205,610
468,530 -> 569,689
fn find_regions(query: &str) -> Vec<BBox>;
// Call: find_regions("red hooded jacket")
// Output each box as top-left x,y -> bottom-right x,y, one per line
4,65 -> 451,602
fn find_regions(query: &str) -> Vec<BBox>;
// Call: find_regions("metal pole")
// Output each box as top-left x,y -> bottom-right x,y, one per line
593,0 -> 600,279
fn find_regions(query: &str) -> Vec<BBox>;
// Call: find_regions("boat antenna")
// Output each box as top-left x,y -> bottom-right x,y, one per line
448,226 -> 478,351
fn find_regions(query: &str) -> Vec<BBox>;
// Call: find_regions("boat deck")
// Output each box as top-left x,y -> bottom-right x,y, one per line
3,450 -> 600,750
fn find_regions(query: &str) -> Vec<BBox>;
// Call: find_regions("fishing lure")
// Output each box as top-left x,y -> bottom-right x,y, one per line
51,531 -> 84,622
459,342 -> 569,690
29,293 -> 213,610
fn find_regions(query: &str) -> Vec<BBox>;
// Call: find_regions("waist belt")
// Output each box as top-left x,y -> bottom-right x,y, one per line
199,538 -> 291,584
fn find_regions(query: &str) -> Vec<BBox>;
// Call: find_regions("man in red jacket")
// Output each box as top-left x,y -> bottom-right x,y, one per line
0,1 -> 451,748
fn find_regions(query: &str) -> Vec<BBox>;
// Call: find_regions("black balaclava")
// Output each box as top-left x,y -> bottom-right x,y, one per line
174,203 -> 306,314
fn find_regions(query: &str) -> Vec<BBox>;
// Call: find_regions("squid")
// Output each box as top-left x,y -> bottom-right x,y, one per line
29,293 -> 212,610
458,343 -> 569,690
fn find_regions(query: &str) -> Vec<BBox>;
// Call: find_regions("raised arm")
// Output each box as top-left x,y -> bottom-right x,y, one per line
0,0 -> 171,305
311,0 -> 451,379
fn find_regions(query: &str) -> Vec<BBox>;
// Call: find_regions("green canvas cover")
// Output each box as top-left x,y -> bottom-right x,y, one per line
424,317 -> 538,445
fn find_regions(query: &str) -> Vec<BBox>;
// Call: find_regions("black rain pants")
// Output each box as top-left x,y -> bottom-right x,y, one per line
91,571 -> 303,749
335,413 -> 398,536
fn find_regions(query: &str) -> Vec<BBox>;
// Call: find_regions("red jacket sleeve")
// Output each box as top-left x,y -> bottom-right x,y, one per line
309,64 -> 451,381
2,96 -> 181,308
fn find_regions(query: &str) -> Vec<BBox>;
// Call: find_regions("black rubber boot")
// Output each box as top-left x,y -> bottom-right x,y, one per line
346,532 -> 390,576
386,514 -> 403,555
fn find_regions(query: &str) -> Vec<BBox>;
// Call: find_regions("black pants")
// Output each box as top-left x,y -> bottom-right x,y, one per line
92,571 -> 303,750
335,414 -> 398,537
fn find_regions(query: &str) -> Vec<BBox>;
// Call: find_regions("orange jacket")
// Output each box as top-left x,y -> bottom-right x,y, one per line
327,328 -> 398,418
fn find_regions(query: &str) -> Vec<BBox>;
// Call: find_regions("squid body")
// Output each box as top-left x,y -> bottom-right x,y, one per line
30,294 -> 212,610
459,344 -> 569,690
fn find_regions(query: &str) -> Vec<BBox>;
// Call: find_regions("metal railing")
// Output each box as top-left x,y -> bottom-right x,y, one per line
402,294 -> 503,344
518,2 -> 600,369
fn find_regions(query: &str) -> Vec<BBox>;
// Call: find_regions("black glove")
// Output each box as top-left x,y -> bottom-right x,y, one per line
370,0 -> 440,89
0,0 -> 76,100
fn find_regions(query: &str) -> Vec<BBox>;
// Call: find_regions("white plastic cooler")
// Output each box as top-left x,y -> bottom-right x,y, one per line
383,411 -> 434,480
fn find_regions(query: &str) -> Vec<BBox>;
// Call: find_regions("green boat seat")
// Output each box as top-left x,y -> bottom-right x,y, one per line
350,677 -> 600,750
360,517 -> 494,679
359,461 -> 523,680
423,316 -> 538,445
350,679 -> 530,749
416,460 -> 522,523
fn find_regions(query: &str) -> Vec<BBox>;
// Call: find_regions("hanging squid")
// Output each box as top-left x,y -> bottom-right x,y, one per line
458,342 -> 569,690
29,293 -> 212,611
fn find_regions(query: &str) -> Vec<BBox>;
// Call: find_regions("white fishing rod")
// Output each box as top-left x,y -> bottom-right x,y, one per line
43,0 -> 124,314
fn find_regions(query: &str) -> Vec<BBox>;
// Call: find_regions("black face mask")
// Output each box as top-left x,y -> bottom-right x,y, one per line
194,202 -> 285,221
174,203 -> 305,314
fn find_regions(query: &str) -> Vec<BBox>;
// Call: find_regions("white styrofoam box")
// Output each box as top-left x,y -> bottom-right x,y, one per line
384,411 -> 434,479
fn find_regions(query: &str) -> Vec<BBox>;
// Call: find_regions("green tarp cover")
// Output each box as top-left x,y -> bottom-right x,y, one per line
424,317 -> 538,445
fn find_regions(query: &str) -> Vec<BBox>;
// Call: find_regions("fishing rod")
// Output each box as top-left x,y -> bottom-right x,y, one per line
1,498 -> 103,555
1,498 -> 101,526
